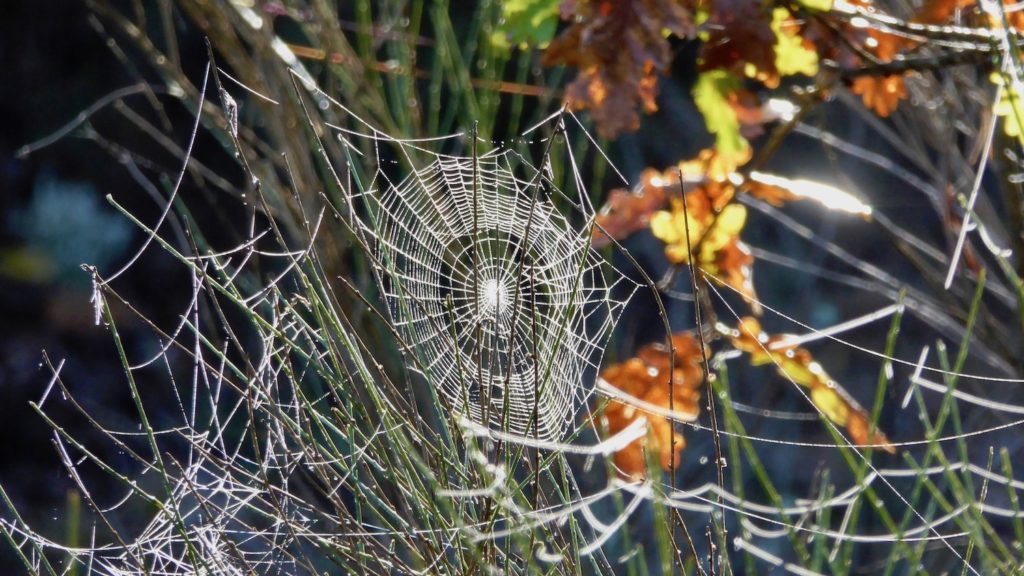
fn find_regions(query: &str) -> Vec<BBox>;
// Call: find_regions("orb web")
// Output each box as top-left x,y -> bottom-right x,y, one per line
356,150 -> 631,441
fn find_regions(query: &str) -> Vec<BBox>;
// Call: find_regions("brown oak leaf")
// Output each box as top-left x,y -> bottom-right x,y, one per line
543,0 -> 694,138
700,0 -> 779,87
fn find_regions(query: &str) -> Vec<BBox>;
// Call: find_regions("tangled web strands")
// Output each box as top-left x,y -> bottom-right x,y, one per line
355,149 -> 632,441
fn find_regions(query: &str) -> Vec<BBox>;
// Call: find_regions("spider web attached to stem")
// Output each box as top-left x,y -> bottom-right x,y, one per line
351,145 -> 634,441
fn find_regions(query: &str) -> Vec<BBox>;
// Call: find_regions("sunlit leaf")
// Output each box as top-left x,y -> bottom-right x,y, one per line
728,317 -> 896,453
598,333 -> 706,478
592,168 -> 671,247
704,237 -> 758,310
797,0 -> 834,12
866,28 -> 906,62
991,72 -> 1024,146
913,0 -> 973,23
492,0 -> 561,50
850,74 -> 907,117
651,203 -> 704,264
772,8 -> 819,77
650,184 -> 760,307
693,71 -> 753,177
745,178 -> 799,207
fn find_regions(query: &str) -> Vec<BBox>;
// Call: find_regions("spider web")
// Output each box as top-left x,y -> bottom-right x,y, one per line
353,149 -> 632,441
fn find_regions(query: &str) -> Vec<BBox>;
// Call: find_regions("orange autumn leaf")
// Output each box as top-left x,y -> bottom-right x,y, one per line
850,75 -> 907,117
866,28 -> 907,62
912,0 -> 1024,30
728,317 -> 896,453
746,179 -> 799,207
592,153 -> 766,252
840,0 -> 1024,125
850,17 -> 912,118
592,169 -> 672,247
707,238 -> 757,310
684,148 -> 763,200
651,196 -> 747,263
598,333 -> 706,479
800,0 -> 911,119
991,0 -> 1024,32
851,0 -> 910,63
648,158 -> 760,309
831,0 -> 908,105
914,0 -> 974,23
1006,9 -> 1024,32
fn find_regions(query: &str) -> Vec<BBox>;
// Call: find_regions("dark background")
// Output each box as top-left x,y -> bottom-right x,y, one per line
0,2 -> 206,561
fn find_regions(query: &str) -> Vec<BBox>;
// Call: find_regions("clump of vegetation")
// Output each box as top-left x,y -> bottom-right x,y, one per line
4,0 -> 1024,574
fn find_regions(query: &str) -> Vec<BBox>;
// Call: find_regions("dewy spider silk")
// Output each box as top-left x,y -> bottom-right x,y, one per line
350,150 -> 633,441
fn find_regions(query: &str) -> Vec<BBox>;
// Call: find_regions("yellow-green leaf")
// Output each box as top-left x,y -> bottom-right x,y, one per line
772,8 -> 818,78
493,0 -> 561,51
702,204 -> 747,253
810,384 -> 851,425
650,204 -> 702,264
692,71 -> 751,175
796,0 -> 834,12
992,72 -> 1024,146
